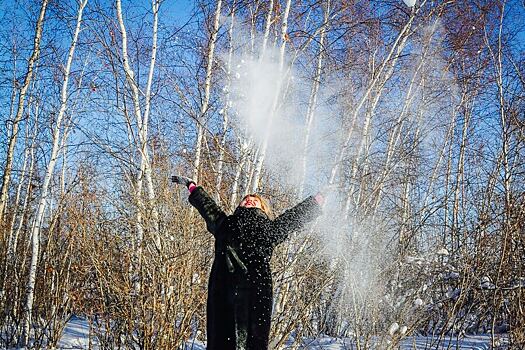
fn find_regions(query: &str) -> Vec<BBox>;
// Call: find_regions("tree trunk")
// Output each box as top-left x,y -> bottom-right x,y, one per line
344,22 -> 415,218
22,0 -> 86,345
328,4 -> 422,187
250,0 -> 292,193
2,101 -> 38,302
260,0 -> 274,60
299,0 -> 331,197
484,2 -> 513,342
216,1 -> 236,203
0,0 -> 49,224
116,0 -> 162,252
230,137 -> 251,210
369,17 -> 439,213
193,0 -> 223,183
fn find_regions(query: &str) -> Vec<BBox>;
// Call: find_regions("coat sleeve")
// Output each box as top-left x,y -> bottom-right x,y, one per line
188,186 -> 227,236
268,196 -> 322,246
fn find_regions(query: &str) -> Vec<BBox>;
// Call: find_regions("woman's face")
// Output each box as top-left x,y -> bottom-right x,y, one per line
239,195 -> 262,209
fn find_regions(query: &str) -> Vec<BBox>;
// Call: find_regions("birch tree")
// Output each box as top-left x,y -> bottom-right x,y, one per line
193,0 -> 222,183
260,0 -> 274,60
369,16 -> 441,215
250,0 -> 292,193
483,1 -> 516,344
0,0 -> 48,224
2,98 -> 39,298
299,0 -> 331,197
215,1 -> 236,203
228,0 -> 269,207
342,11 -> 421,218
327,3 -> 423,190
115,0 -> 161,252
22,0 -> 87,345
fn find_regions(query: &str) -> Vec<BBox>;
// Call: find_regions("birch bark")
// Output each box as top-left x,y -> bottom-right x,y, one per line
299,0 -> 331,197
193,0 -> 223,183
250,0 -> 292,193
116,0 -> 161,251
369,19 -> 439,213
215,2 -> 236,203
484,2 -> 513,343
2,100 -> 38,304
343,24 -> 415,217
327,4 -> 424,188
0,0 -> 48,223
22,0 -> 86,345
260,0 -> 275,60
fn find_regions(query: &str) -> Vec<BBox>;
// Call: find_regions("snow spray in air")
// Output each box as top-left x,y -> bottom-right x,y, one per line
218,10 -> 459,341
218,21 -> 392,337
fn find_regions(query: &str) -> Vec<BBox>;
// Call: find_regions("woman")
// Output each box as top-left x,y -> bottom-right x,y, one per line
172,175 -> 324,350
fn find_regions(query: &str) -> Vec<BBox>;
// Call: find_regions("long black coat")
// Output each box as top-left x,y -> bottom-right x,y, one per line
189,187 -> 322,350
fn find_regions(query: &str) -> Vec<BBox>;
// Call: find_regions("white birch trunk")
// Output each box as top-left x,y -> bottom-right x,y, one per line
250,0 -> 292,193
2,102 -> 38,300
327,4 -> 423,187
2,57 -> 20,230
299,0 -> 331,197
451,101 -> 471,251
6,118 -> 31,258
278,0 -> 292,71
245,143 -> 258,192
483,7 -> 512,342
417,100 -> 460,223
260,0 -> 275,60
399,138 -> 416,250
343,24 -> 415,218
142,0 -> 161,248
215,3 -> 236,202
8,106 -> 38,321
5,59 -> 18,149
442,112 -> 455,247
193,0 -> 223,183
369,26 -> 437,213
115,2 -> 146,244
116,0 -> 161,250
22,0 -> 86,345
0,0 -> 48,223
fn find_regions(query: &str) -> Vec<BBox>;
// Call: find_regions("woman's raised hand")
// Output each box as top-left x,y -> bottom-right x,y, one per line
314,192 -> 325,206
171,175 -> 196,188
315,183 -> 337,206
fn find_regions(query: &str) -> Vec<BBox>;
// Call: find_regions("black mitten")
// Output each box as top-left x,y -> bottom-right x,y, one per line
171,175 -> 195,188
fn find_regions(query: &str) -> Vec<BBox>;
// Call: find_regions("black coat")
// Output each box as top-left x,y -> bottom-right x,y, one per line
189,187 -> 322,350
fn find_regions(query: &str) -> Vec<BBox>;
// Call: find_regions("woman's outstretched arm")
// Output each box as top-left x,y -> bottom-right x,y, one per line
268,193 -> 324,246
189,186 -> 227,236
172,175 -> 226,236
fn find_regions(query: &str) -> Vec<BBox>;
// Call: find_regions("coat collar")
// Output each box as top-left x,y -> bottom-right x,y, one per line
233,206 -> 269,220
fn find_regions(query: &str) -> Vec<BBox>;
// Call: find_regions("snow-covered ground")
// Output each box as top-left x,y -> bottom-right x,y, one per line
56,317 -> 97,350
56,317 -> 508,349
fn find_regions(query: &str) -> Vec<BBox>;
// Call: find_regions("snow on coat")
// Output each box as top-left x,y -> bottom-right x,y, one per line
189,186 -> 322,350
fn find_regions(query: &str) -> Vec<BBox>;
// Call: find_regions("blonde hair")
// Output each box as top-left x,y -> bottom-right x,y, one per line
239,193 -> 273,218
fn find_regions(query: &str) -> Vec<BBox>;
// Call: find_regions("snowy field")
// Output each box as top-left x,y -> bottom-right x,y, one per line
55,317 -> 508,349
